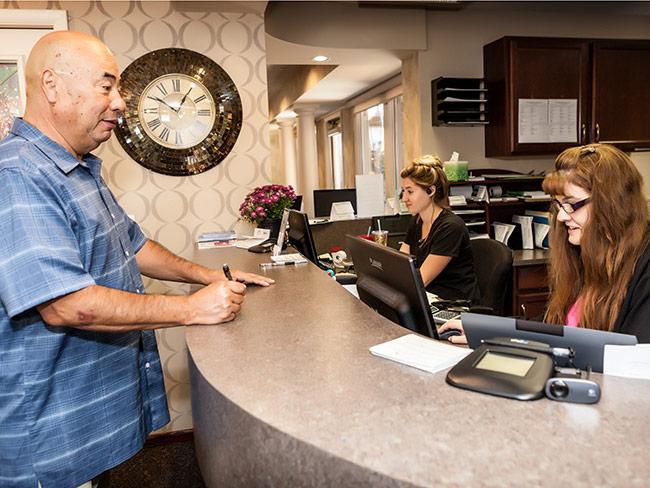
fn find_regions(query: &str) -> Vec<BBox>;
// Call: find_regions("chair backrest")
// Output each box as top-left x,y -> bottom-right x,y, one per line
371,214 -> 411,249
470,238 -> 513,315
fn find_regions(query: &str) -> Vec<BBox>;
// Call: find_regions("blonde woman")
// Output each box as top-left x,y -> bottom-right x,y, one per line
439,144 -> 650,343
399,155 -> 480,303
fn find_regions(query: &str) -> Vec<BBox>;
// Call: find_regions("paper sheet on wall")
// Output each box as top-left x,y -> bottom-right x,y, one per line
548,99 -> 578,142
518,98 -> 578,143
518,99 -> 549,143
355,174 -> 385,218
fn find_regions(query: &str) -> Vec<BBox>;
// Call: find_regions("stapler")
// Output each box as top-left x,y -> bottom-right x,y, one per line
248,238 -> 275,253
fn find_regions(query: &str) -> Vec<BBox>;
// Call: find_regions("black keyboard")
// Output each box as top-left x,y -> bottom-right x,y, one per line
430,306 -> 461,324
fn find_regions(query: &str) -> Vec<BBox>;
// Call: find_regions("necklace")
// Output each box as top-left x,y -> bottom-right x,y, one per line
418,207 -> 443,243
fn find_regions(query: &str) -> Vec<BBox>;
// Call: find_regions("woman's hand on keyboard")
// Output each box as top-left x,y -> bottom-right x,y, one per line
438,319 -> 467,344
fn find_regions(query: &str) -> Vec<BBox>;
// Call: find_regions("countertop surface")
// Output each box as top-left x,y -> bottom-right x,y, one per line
187,247 -> 649,487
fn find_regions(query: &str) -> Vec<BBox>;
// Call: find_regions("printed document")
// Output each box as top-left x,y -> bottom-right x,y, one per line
370,334 -> 472,374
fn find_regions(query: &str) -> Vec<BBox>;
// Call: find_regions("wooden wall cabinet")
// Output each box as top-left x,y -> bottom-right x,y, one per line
484,36 -> 650,156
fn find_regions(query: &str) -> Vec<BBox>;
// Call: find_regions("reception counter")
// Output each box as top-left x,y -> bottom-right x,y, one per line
187,247 -> 650,487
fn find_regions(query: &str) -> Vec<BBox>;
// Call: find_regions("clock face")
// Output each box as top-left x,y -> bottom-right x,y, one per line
114,48 -> 242,176
139,73 -> 216,150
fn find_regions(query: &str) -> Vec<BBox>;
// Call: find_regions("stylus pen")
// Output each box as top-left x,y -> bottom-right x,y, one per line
222,263 -> 233,281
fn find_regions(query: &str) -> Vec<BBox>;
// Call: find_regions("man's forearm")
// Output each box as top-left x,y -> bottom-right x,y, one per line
37,284 -> 192,331
135,239 -> 221,285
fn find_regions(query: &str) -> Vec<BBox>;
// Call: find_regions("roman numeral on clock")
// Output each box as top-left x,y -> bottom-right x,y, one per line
175,132 -> 183,146
172,78 -> 180,92
147,118 -> 161,130
194,94 -> 206,103
156,83 -> 168,96
159,127 -> 170,142
197,109 -> 211,117
143,107 -> 158,114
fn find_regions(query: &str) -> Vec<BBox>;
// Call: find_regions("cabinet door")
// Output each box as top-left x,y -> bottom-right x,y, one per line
485,37 -> 590,156
591,40 -> 650,151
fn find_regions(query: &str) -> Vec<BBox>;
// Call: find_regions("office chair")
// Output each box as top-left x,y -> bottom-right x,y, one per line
470,238 -> 513,316
371,213 -> 411,249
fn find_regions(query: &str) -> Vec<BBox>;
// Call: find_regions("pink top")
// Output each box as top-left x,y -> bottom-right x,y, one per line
565,298 -> 582,327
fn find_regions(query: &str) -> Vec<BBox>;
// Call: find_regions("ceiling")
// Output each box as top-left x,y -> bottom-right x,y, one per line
265,33 -> 404,114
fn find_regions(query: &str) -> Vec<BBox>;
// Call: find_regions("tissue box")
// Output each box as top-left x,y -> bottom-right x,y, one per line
444,161 -> 468,182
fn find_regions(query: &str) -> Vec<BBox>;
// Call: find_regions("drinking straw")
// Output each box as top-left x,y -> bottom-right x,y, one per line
367,226 -> 372,236
377,220 -> 382,232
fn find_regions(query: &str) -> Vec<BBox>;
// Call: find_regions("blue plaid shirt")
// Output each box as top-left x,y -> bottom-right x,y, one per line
0,119 -> 170,488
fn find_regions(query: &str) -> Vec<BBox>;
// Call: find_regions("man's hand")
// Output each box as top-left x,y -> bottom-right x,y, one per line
231,268 -> 275,287
187,280 -> 247,325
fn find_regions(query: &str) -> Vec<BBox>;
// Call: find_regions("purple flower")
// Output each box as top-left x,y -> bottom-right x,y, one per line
239,183 -> 298,224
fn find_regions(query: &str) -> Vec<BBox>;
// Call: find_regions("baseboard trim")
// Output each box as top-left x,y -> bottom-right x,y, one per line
145,429 -> 194,447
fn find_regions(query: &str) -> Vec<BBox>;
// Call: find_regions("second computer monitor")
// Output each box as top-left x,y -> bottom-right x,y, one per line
313,189 -> 357,218
287,209 -> 319,264
347,235 -> 436,339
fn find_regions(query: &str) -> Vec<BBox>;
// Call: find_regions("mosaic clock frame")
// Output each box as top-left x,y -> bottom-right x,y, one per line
115,48 -> 242,176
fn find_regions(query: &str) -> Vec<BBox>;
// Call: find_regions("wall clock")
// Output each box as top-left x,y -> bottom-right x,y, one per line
114,48 -> 242,176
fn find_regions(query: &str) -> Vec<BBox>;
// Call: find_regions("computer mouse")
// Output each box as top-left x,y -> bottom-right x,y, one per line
438,329 -> 462,341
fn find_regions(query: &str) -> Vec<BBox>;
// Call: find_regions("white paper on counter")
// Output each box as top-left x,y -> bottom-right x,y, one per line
370,334 -> 471,374
603,344 -> 650,380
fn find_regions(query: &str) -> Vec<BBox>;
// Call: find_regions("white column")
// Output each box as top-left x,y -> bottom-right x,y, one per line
277,117 -> 299,193
296,109 -> 318,218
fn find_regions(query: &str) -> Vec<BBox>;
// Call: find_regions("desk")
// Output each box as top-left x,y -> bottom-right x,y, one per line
309,217 -> 372,255
512,249 -> 550,318
187,248 -> 650,487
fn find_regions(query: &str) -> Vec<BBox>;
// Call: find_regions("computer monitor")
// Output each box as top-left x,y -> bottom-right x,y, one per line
371,213 -> 411,249
287,209 -> 319,264
291,195 -> 303,211
313,189 -> 357,218
461,312 -> 638,372
347,235 -> 436,339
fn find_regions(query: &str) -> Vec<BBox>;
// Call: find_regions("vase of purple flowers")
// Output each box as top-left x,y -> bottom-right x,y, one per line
239,184 -> 297,237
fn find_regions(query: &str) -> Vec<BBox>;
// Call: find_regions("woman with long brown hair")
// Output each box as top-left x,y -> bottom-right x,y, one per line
439,143 -> 650,342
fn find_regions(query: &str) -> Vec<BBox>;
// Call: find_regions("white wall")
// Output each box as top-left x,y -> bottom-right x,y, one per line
419,4 -> 650,189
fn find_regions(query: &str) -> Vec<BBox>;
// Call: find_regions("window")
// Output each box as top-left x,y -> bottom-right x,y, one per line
329,131 -> 343,188
355,94 -> 404,206
326,117 -> 344,189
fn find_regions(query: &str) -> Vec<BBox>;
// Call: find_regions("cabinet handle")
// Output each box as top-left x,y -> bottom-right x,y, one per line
581,124 -> 586,143
521,303 -> 527,318
595,123 -> 600,142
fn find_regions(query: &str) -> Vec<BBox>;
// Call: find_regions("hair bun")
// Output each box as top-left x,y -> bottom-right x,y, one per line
414,154 -> 443,169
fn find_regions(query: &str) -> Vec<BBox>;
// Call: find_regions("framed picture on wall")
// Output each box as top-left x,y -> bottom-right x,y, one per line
0,54 -> 26,140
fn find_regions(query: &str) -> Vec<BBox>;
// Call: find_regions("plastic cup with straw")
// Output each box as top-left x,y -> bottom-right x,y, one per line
371,220 -> 388,246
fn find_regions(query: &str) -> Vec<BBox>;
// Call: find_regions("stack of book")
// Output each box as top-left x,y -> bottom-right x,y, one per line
196,231 -> 237,249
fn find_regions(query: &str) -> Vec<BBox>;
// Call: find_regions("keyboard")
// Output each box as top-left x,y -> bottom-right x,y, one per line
430,306 -> 461,325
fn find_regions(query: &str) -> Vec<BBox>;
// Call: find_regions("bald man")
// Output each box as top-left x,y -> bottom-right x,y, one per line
0,31 -> 273,488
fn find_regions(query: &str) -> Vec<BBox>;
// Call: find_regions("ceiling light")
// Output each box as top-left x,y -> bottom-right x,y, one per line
312,55 -> 329,62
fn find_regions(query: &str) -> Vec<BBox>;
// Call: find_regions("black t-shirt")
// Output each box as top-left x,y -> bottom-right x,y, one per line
404,209 -> 480,302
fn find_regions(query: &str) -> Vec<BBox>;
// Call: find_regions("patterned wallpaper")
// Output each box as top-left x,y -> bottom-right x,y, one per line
4,0 -> 271,432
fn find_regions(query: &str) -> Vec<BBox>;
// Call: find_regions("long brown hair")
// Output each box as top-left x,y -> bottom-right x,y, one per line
542,144 -> 649,330
400,155 -> 450,208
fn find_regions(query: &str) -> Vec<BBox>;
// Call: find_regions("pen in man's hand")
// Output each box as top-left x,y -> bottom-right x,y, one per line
222,263 -> 233,280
